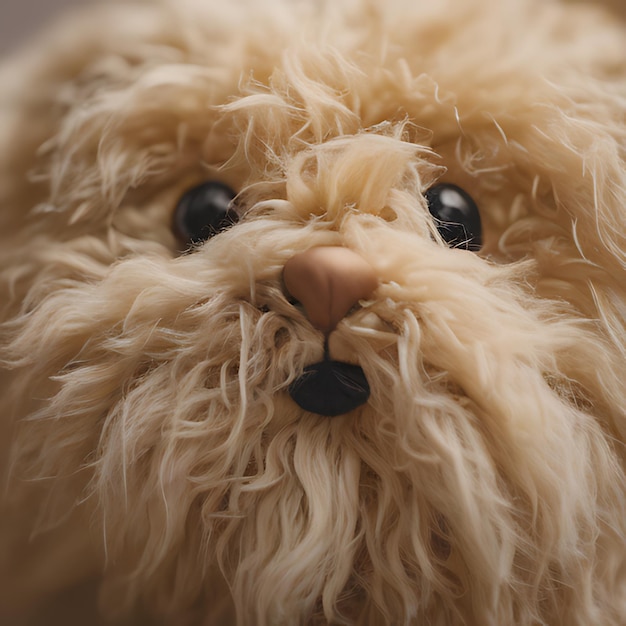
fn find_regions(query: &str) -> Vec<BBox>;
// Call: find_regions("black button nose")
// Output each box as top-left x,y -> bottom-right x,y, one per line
289,355 -> 370,417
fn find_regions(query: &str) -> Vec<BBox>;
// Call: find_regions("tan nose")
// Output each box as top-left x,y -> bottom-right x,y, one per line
282,246 -> 378,334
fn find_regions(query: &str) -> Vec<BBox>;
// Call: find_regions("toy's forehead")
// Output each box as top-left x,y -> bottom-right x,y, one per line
5,0 -> 622,239
79,0 -> 582,106
69,0 -> 611,156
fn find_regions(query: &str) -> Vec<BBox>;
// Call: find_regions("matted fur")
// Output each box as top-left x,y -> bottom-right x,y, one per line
1,0 -> 626,624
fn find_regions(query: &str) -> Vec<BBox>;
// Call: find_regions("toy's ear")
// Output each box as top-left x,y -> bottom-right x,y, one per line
0,1 -> 248,229
0,5 -> 161,211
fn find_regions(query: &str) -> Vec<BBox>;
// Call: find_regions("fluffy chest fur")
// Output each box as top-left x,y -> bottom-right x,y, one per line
1,0 -> 626,624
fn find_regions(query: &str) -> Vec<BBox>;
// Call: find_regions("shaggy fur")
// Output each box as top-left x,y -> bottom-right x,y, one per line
1,0 -> 626,624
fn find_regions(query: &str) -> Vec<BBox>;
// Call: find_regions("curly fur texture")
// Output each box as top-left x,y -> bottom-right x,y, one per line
1,0 -> 626,624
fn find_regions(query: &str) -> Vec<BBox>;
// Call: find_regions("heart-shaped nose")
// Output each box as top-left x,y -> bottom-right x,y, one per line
282,246 -> 378,334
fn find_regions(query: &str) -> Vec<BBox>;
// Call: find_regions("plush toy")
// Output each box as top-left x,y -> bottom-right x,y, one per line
1,0 -> 626,624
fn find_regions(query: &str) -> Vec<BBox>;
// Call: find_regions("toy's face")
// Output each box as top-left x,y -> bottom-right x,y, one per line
1,0 -> 626,624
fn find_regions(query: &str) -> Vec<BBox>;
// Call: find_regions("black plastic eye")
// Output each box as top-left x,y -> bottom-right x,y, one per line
174,181 -> 239,245
424,183 -> 482,251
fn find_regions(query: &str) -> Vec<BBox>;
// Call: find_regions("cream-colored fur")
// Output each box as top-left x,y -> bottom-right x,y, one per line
1,0 -> 626,624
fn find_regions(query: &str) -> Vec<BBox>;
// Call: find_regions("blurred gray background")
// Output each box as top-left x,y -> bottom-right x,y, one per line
1,0 -> 96,55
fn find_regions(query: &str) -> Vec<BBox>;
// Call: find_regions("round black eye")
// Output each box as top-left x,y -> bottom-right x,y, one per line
424,183 -> 482,251
174,181 -> 239,245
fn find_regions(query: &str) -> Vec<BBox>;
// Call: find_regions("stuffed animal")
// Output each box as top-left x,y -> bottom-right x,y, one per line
1,0 -> 626,624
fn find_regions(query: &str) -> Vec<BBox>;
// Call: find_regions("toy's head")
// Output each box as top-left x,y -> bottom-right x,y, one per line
1,0 -> 626,624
